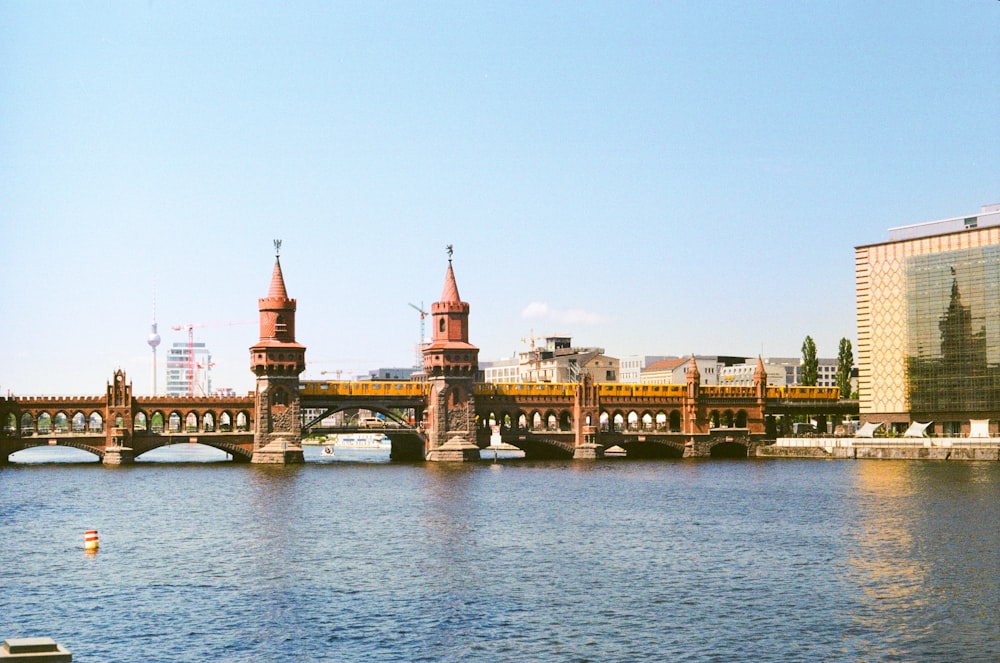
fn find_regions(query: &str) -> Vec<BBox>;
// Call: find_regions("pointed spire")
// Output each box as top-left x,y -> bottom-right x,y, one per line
441,261 -> 461,303
267,256 -> 289,300
687,354 -> 700,378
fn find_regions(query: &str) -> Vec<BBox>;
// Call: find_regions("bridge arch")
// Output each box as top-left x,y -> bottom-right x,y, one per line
669,410 -> 681,432
37,412 -> 52,434
89,412 -> 103,432
735,410 -> 748,428
71,411 -> 86,432
202,412 -> 216,432
133,411 -> 148,432
150,411 -> 165,433
20,412 -> 33,434
53,411 -> 69,433
641,411 -> 654,431
168,411 -> 182,433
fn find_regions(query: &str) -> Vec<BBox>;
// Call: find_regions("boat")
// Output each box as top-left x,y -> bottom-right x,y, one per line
332,433 -> 390,449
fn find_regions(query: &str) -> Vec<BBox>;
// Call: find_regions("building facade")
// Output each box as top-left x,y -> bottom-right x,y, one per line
620,355 -> 672,383
856,203 -> 1000,434
165,341 -> 211,397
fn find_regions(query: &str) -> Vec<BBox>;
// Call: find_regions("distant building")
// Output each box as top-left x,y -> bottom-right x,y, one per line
856,202 -> 1000,434
482,336 -> 618,383
620,355 -> 673,383
640,356 -> 745,385
719,360 -> 787,387
366,367 -> 419,381
481,355 -> 520,383
759,357 -> 840,388
165,341 -> 212,396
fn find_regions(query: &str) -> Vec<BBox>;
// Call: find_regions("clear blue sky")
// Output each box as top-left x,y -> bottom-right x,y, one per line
2,1 -> 997,396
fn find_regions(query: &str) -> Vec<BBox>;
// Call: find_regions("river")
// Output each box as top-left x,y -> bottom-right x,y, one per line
2,446 -> 998,662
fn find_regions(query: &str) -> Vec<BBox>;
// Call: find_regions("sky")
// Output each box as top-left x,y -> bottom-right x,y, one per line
2,1 -> 998,396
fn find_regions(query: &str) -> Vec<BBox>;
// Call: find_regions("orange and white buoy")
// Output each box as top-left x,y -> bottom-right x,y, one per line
84,529 -> 99,552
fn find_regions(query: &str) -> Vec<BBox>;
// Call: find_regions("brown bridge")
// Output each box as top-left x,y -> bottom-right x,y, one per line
1,369 -> 854,463
0,247 -> 857,464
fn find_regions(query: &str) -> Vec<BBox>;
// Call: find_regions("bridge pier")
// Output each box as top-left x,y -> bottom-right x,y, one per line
103,445 -> 135,465
572,424 -> 604,459
251,438 -> 304,464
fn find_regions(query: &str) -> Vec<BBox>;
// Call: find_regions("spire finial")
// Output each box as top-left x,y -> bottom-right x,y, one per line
274,239 -> 282,257
446,244 -> 453,262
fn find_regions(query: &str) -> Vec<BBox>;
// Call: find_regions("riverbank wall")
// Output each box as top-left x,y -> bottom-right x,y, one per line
755,438 -> 1000,461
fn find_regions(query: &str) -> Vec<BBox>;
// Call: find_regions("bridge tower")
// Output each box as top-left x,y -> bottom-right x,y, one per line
422,248 -> 480,461
103,369 -> 135,465
572,373 -> 604,459
249,241 -> 306,464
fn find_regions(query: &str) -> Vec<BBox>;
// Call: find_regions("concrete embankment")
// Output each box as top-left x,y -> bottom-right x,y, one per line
755,439 -> 1000,461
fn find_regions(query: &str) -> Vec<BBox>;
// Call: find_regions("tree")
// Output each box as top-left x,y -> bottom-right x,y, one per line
800,335 -> 818,386
836,337 -> 854,398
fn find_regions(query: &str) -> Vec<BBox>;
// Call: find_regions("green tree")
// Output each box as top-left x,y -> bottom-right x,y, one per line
835,337 -> 854,398
800,335 -> 818,386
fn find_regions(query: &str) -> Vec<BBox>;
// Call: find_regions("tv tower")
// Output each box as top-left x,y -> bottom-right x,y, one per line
147,295 -> 161,395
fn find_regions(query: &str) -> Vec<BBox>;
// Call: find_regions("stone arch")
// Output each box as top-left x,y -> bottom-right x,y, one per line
133,411 -> 148,432
185,412 -> 198,432
641,411 -> 654,431
202,411 -> 216,432
599,411 -> 610,431
53,411 -> 69,433
669,410 -> 681,432
236,411 -> 251,432
613,412 -> 625,432
722,410 -> 734,428
151,411 -> 165,433
518,412 -> 528,431
735,410 -> 748,428
531,411 -> 543,430
559,410 -> 572,431
654,411 -> 667,431
168,411 -> 183,433
20,412 -> 34,434
544,411 -> 558,431
627,411 -> 639,432
89,412 -> 104,432
3,412 -> 15,433
72,411 -> 87,432
37,412 -> 52,434
220,411 -> 233,432
114,414 -> 124,429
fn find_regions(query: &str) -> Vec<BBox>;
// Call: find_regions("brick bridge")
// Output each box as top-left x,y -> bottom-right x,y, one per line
0,248 -> 856,464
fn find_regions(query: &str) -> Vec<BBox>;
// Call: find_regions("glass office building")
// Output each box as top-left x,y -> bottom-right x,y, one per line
856,203 -> 1000,434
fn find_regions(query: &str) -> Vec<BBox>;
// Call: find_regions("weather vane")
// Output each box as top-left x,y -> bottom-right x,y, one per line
274,239 -> 282,257
446,244 -> 454,261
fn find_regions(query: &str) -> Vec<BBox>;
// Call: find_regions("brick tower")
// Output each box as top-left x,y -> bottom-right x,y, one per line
423,247 -> 480,461
250,241 -> 306,464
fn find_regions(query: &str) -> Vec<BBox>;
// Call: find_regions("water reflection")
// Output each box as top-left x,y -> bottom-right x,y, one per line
847,461 -> 1000,659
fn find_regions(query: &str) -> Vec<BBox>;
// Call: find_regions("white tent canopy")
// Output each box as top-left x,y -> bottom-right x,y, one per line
855,422 -> 883,438
903,421 -> 932,438
969,419 -> 991,438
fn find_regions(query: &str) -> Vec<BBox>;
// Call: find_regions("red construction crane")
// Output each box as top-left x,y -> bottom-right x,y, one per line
521,329 -> 542,380
171,320 -> 254,396
408,302 -> 428,369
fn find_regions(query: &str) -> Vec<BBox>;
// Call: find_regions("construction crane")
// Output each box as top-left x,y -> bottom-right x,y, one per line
521,329 -> 542,381
408,302 -> 428,369
171,320 -> 254,396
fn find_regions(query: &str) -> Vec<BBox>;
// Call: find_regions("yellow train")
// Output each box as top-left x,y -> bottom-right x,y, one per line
301,381 -> 840,401
299,381 -> 429,397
